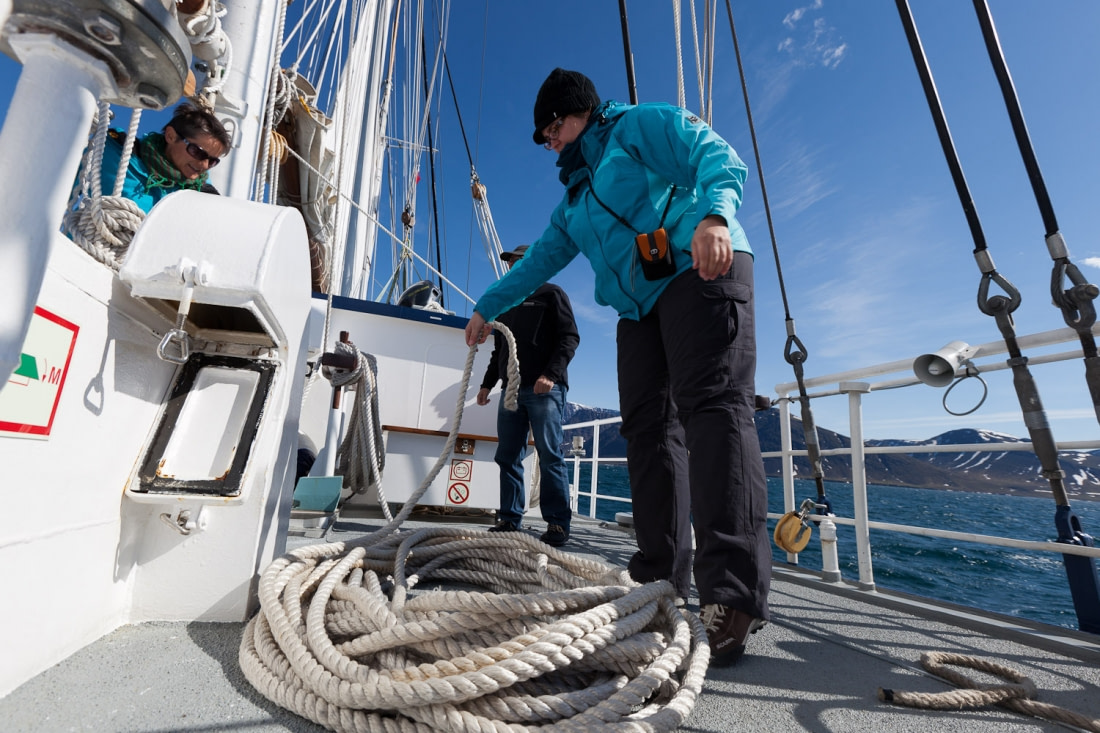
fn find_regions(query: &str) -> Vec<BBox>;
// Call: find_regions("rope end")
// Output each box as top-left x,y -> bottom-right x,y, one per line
878,688 -> 894,703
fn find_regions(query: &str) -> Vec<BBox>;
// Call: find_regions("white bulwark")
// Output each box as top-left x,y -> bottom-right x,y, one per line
0,306 -> 78,438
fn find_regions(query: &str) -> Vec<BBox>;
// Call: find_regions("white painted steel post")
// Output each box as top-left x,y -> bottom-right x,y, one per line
777,392 -> 799,563
206,0 -> 284,200
570,454 -> 581,513
819,515 -> 841,582
841,381 -> 875,590
0,36 -> 116,384
588,427 -> 601,518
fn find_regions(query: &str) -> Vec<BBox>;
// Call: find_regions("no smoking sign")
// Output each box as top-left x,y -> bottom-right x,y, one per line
447,482 -> 469,505
447,459 -> 473,505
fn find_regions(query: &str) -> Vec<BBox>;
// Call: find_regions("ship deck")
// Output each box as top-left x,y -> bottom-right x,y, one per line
4,515 -> 1100,733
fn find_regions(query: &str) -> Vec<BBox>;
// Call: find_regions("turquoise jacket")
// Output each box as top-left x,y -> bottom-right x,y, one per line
94,132 -> 216,214
475,100 -> 752,322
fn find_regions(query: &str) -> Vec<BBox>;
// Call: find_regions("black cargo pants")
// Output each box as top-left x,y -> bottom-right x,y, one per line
617,251 -> 771,618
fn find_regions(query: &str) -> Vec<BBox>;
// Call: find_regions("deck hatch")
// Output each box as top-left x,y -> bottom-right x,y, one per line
136,353 -> 276,496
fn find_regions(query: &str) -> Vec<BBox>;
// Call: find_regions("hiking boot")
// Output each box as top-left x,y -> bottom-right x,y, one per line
540,524 -> 569,547
700,604 -> 766,667
488,520 -> 522,532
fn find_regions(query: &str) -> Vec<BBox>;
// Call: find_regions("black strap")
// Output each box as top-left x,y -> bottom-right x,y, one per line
589,183 -> 676,235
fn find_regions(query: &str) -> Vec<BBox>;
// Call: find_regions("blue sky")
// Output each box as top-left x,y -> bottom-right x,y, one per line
2,1 -> 1099,444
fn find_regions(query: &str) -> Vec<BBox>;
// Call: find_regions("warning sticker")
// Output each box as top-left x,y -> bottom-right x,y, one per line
0,307 -> 79,439
450,458 -> 473,481
447,482 -> 470,505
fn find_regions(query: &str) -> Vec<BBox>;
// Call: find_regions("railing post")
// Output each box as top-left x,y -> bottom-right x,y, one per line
819,516 -> 841,582
841,381 -> 875,590
777,392 -> 799,563
588,426 -> 601,519
570,454 -> 581,513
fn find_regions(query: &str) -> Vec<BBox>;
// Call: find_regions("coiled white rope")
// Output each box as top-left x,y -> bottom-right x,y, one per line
62,102 -> 145,270
240,324 -> 710,731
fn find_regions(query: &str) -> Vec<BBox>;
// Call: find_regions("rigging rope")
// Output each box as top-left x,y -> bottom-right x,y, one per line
672,1 -> 686,108
241,323 -> 708,731
722,1 -> 830,509
275,127 -> 477,307
441,45 -> 506,277
968,0 -> 1100,427
895,0 -> 1100,633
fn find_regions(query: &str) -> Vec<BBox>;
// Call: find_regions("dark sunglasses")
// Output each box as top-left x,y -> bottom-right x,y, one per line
176,133 -> 222,167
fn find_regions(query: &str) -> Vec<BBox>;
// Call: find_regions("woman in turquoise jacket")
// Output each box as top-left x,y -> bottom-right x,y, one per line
94,102 -> 230,214
465,68 -> 771,668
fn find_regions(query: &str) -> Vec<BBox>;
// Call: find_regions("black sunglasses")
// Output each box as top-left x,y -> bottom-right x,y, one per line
171,127 -> 222,167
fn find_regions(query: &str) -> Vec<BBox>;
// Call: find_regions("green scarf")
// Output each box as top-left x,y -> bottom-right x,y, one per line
139,132 -> 209,192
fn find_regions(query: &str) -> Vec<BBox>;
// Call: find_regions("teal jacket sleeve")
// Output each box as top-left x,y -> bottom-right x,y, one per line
473,213 -> 580,322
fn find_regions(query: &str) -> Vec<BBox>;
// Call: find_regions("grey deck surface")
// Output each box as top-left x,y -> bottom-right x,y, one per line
4,516 -> 1100,733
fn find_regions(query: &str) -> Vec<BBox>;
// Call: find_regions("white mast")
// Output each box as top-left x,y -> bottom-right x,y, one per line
340,0 -> 397,299
327,0 -> 395,298
205,0 -> 286,201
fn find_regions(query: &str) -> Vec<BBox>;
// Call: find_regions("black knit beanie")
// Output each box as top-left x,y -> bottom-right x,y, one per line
532,68 -> 600,144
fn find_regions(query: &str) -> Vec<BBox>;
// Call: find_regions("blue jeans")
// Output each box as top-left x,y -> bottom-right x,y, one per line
494,384 -> 572,529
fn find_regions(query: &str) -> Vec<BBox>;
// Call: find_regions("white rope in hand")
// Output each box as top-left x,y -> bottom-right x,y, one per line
240,324 -> 710,731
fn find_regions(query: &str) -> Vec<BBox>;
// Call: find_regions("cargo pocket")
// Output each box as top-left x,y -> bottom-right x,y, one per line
699,278 -> 750,348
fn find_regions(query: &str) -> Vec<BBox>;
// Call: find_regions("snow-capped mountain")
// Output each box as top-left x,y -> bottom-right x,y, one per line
565,404 -> 1100,499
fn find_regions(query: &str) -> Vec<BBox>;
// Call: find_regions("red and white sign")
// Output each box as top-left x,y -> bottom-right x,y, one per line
447,482 -> 470,505
0,307 -> 79,439
450,458 -> 473,481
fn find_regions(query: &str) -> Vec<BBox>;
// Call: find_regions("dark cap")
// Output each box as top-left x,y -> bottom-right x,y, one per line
532,68 -> 600,144
500,244 -> 529,262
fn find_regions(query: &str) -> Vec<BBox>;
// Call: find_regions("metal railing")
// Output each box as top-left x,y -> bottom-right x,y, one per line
562,324 -> 1100,592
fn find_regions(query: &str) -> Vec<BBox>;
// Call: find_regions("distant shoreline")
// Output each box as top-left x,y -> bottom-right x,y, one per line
768,474 -> 1100,503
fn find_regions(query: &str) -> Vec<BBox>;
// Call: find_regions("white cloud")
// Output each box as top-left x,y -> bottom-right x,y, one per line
783,0 -> 823,29
1081,256 -> 1100,270
778,1 -> 847,70
767,143 -> 837,218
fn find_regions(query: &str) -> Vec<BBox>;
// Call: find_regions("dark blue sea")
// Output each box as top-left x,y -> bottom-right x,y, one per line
573,464 -> 1100,631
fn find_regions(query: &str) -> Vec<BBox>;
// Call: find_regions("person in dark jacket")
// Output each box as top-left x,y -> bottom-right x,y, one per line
466,68 -> 771,668
476,244 -> 580,547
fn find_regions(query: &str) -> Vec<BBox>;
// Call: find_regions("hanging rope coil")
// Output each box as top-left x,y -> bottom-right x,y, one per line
242,325 -> 708,731
328,340 -> 389,520
62,101 -> 145,269
878,652 -> 1100,732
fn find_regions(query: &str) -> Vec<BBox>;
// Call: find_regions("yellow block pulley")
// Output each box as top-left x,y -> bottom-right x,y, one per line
774,511 -> 812,553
